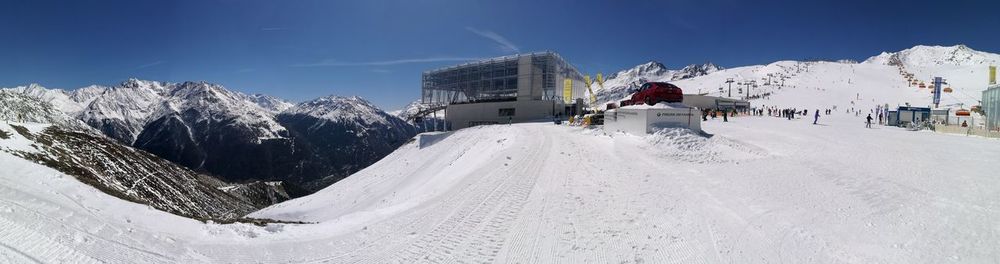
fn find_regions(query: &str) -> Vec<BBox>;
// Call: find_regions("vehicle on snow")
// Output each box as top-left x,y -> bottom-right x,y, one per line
619,82 -> 684,106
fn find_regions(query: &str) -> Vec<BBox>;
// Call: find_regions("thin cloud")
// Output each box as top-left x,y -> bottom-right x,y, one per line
136,60 -> 165,70
465,27 -> 520,53
290,57 -> 479,67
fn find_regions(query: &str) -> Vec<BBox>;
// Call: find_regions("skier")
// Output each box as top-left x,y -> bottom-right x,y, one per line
878,112 -> 884,125
723,109 -> 729,122
814,109 -> 820,124
866,114 -> 873,128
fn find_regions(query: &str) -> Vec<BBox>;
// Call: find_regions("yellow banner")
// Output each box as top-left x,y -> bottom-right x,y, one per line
563,79 -> 573,104
990,66 -> 996,85
584,75 -> 592,88
596,73 -> 604,86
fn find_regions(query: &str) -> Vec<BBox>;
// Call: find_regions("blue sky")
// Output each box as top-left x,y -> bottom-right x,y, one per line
1,0 -> 998,110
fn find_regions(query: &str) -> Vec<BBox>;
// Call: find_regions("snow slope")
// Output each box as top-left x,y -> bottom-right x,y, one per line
596,45 -> 997,115
2,112 -> 999,263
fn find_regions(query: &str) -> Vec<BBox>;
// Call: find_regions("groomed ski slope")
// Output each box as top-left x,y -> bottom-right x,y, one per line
2,112 -> 999,263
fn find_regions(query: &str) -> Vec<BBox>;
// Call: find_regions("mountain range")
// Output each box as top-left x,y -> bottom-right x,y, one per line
2,80 -> 417,192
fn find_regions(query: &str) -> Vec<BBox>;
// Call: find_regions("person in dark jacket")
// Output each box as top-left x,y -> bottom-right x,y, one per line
814,109 -> 820,124
866,114 -> 873,128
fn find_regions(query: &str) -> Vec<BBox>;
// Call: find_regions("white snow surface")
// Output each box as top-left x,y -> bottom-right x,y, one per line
2,113 -> 999,263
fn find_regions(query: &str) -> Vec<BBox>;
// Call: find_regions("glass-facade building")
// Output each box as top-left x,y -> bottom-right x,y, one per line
984,85 -> 1000,130
421,52 -> 587,105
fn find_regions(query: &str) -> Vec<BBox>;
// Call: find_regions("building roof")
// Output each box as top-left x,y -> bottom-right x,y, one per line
422,51 -> 580,75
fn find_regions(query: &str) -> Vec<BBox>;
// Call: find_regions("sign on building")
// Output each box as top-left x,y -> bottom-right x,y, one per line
933,77 -> 943,107
990,66 -> 996,85
563,79 -> 573,104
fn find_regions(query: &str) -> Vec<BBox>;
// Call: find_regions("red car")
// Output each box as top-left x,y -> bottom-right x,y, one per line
621,82 -> 684,106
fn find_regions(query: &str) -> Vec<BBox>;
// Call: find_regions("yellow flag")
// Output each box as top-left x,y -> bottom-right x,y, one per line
596,73 -> 604,86
563,79 -> 573,104
990,66 -> 996,85
584,75 -> 592,88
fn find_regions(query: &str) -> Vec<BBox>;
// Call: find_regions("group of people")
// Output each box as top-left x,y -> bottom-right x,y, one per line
701,103 -> 896,129
702,108 -> 738,122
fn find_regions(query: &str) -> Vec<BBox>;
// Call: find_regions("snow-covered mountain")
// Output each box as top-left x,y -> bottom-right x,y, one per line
0,91 -> 72,124
0,96 -> 266,220
593,61 -> 723,105
277,96 -> 416,189
863,44 -> 1000,66
249,93 -> 295,113
3,79 -> 416,191
389,100 -> 425,120
390,100 -> 447,131
593,44 -> 997,115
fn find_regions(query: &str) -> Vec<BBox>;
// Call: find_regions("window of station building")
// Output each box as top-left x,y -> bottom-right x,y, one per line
499,108 -> 516,117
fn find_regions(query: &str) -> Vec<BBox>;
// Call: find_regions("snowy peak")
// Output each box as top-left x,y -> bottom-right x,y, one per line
283,96 -> 393,125
389,100 -> 422,118
592,61 -> 724,105
120,78 -> 167,91
0,83 -> 86,114
607,61 -> 668,80
863,44 -> 1000,66
677,62 -> 723,79
250,94 -> 294,113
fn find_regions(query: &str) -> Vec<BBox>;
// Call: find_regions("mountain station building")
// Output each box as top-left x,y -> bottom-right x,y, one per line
984,85 -> 1000,131
421,52 -> 588,129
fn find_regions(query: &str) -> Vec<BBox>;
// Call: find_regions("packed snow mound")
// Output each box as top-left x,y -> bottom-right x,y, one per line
640,128 -> 766,163
253,125 -> 516,222
620,102 -> 690,109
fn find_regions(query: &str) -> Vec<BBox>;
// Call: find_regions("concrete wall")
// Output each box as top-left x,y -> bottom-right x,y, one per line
446,100 -> 565,129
